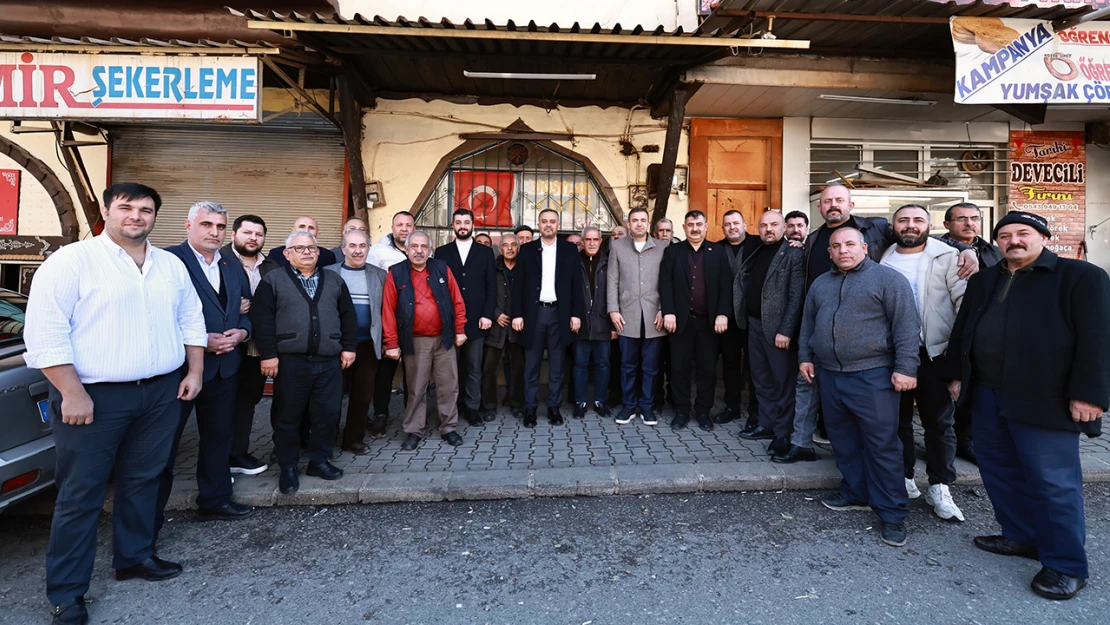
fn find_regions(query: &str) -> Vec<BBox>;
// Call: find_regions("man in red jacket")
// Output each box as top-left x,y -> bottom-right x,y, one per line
382,231 -> 468,451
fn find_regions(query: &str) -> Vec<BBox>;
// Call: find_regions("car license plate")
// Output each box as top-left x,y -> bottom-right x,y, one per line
38,399 -> 50,423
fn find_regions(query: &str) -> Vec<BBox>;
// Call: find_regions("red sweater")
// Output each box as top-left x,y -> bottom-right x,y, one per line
382,265 -> 467,350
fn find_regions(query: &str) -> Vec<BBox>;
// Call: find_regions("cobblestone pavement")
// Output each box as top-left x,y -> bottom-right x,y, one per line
170,384 -> 1110,480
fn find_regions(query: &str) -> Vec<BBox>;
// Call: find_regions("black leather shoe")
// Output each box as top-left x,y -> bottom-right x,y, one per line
197,502 -> 254,520
442,431 -> 464,446
52,597 -> 88,625
743,415 -> 759,431
464,408 -> 483,426
593,402 -> 611,418
1031,566 -> 1087,600
670,412 -> 689,430
401,433 -> 421,451
279,466 -> 299,494
481,409 -> 496,422
771,445 -> 818,463
115,556 -> 183,582
973,535 -> 1039,560
306,460 -> 343,480
739,425 -> 776,440
573,403 -> 587,419
696,413 -> 714,431
523,409 -> 538,428
713,408 -> 738,424
548,406 -> 564,425
767,436 -> 791,456
957,439 -> 977,465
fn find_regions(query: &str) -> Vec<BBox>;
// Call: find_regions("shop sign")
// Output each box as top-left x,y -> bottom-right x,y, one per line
0,169 -> 18,235
0,52 -> 260,121
952,17 -> 1110,104
1008,130 -> 1085,256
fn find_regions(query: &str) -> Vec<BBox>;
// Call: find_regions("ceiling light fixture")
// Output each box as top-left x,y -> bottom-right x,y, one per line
818,94 -> 937,106
463,71 -> 597,80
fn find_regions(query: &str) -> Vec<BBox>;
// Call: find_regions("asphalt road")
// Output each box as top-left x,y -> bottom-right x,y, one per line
1,485 -> 1107,625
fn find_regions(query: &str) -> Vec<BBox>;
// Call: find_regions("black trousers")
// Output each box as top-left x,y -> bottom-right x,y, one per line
669,313 -> 720,416
954,405 -> 973,443
456,336 -> 485,411
898,347 -> 957,485
156,372 -> 236,533
231,354 -> 266,457
748,317 -> 798,439
524,305 -> 567,410
720,323 -> 748,414
373,354 -> 400,418
482,342 -> 524,410
608,338 -> 623,402
340,340 -> 379,447
273,354 -> 342,467
46,373 -> 180,605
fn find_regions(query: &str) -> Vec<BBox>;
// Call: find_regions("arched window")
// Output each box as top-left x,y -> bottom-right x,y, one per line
415,140 -> 617,245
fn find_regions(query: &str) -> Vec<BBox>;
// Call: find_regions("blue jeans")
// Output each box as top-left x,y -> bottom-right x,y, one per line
619,335 -> 662,411
573,339 -> 611,405
972,386 -> 1087,578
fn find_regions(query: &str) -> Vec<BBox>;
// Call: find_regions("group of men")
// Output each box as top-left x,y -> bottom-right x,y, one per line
23,177 -> 1109,625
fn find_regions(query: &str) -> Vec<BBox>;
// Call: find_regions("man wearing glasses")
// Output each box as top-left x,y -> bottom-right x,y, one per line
251,229 -> 358,495
941,203 -> 1003,271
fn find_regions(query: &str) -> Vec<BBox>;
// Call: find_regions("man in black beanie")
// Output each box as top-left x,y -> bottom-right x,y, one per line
945,210 -> 1110,600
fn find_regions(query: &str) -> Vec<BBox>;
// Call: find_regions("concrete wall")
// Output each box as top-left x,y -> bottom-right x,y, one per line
336,0 -> 698,30
1083,144 -> 1110,273
359,98 -> 689,241
0,122 -> 107,239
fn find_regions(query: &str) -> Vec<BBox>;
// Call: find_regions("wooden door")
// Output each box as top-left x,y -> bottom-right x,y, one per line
690,119 -> 782,242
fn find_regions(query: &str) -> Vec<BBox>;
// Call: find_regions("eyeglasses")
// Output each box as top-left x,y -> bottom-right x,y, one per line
290,245 -> 319,254
951,216 -> 981,223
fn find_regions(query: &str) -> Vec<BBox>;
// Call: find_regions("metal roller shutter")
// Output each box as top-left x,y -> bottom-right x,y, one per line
110,123 -> 345,249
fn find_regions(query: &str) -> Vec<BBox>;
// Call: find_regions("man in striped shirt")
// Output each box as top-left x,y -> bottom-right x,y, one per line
25,183 -> 208,625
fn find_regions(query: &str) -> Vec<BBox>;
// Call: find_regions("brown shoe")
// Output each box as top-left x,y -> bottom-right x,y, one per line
368,416 -> 387,439
342,442 -> 371,456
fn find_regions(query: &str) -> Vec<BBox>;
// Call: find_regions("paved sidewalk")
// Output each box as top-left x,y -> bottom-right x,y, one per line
159,387 -> 1110,511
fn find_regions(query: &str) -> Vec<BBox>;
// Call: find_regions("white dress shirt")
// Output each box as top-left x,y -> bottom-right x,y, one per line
231,247 -> 263,296
189,242 -> 222,293
456,237 -> 473,265
539,238 -> 558,303
24,234 -> 208,383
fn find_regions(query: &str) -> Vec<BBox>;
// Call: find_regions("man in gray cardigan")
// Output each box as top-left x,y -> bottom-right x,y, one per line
799,227 -> 921,548
608,207 -> 668,425
326,230 -> 387,454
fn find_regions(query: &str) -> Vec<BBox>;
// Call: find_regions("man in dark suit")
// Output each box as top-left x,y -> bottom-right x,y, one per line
659,210 -> 732,431
266,216 -> 338,269
436,209 -> 496,425
715,209 -> 762,427
944,211 -> 1110,601
511,208 -> 585,427
156,202 -> 254,538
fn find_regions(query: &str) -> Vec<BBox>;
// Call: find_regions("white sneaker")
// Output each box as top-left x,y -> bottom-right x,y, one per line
926,484 -> 965,522
641,409 -> 659,426
905,477 -> 922,500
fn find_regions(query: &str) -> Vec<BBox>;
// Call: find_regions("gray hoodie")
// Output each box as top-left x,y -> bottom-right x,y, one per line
799,257 -> 921,377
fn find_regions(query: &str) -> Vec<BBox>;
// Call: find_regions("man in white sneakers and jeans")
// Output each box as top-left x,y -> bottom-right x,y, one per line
881,204 -> 967,522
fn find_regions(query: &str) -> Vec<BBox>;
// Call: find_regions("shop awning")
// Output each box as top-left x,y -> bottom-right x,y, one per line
237,9 -> 809,109
0,35 -> 278,55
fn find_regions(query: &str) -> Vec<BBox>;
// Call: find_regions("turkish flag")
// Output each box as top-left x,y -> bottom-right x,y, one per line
453,171 -> 514,227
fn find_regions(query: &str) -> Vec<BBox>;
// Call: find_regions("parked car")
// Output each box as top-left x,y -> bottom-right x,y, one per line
0,287 -> 55,512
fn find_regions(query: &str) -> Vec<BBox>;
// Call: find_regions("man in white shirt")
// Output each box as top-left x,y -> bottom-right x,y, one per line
24,183 -> 207,625
881,204 -> 967,522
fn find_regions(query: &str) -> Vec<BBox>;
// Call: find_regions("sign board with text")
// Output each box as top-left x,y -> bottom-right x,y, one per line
1008,130 -> 1085,257
0,52 -> 260,121
952,17 -> 1110,104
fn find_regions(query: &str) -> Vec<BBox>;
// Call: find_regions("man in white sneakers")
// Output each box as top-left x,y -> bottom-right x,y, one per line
881,204 -> 967,522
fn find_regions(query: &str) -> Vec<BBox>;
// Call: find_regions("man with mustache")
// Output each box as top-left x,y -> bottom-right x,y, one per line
944,211 -> 1110,600
799,227 -> 921,548
325,229 -> 387,454
881,205 -> 966,522
940,202 -> 1002,464
382,231 -> 468,450
223,215 -> 277,476
717,210 -> 761,431
481,233 -> 525,417
158,201 -> 256,531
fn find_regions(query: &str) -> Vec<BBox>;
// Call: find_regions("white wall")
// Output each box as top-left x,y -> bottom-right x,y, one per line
1084,144 -> 1110,273
0,122 -> 107,240
336,0 -> 697,30
781,117 -> 810,216
359,98 -> 689,240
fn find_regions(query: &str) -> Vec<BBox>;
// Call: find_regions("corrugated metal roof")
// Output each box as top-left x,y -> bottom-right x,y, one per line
701,0 -> 1095,53
0,34 -> 277,53
237,9 -> 768,108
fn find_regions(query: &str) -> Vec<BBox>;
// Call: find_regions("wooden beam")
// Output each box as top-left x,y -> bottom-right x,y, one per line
329,47 -> 686,66
336,74 -> 368,221
248,21 -> 810,49
459,132 -> 575,141
50,121 -> 101,231
716,10 -> 951,25
652,86 -> 688,225
261,57 -> 340,129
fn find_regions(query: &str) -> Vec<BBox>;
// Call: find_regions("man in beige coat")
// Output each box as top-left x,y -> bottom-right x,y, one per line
608,206 -> 668,425
880,204 -> 967,522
